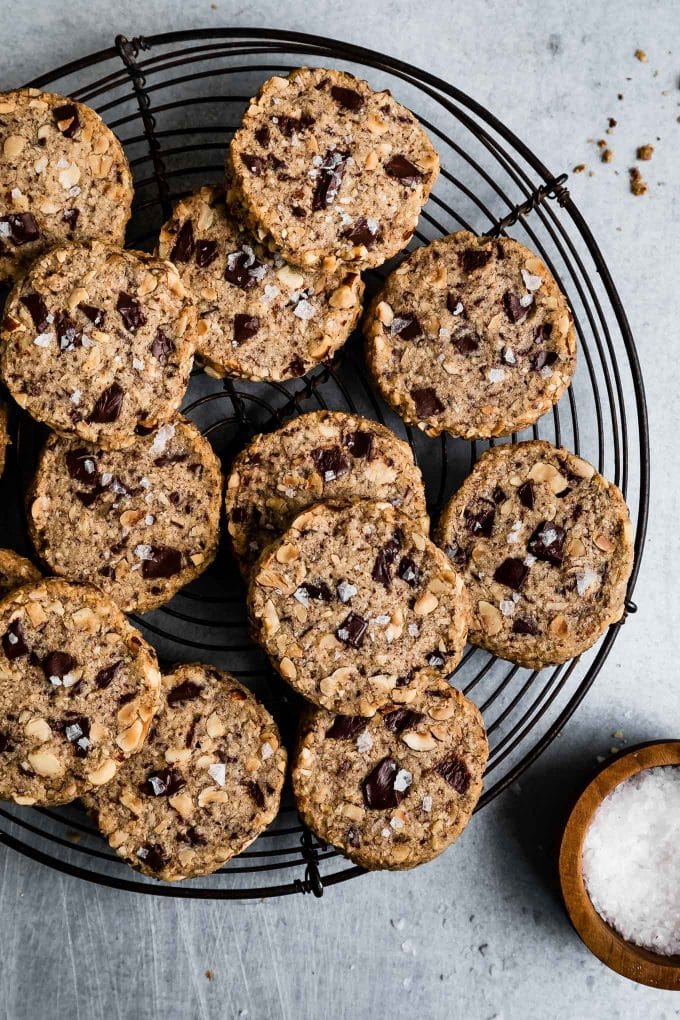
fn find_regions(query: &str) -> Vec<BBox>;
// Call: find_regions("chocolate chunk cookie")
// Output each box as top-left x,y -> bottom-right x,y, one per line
0,88 -> 132,283
158,186 -> 364,381
0,399 -> 8,476
83,663 -> 287,882
292,675 -> 487,870
0,549 -> 40,598
225,411 -> 429,576
248,501 -> 469,716
1,240 -> 197,449
227,67 -> 439,270
364,232 -> 577,438
436,441 -> 634,668
0,578 -> 161,806
28,418 -> 222,613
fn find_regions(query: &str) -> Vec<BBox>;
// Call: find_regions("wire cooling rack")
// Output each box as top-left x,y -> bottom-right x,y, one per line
0,28 -> 649,899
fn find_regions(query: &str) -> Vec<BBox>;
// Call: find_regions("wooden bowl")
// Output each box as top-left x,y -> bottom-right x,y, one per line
559,740 -> 680,989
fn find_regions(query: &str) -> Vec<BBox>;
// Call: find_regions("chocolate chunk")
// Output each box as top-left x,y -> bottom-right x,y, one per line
153,452 -> 189,467
291,206 -> 306,220
459,248 -> 492,273
384,155 -> 424,184
2,619 -> 29,660
513,616 -> 539,635
53,103 -> 80,138
383,708 -> 425,733
343,217 -> 379,247
0,732 -> 14,753
254,125 -> 270,147
240,153 -> 265,175
533,323 -> 553,343
451,323 -> 480,355
65,448 -> 98,486
503,291 -> 531,323
391,314 -> 422,341
21,292 -> 50,331
78,303 -> 105,328
347,825 -> 360,848
326,716 -> 366,740
0,213 -> 39,245
88,382 -> 124,424
62,207 -> 79,231
76,488 -> 102,508
142,767 -> 185,797
362,757 -> 404,809
274,112 -> 315,137
297,581 -> 333,603
116,292 -> 146,332
528,520 -> 566,566
224,248 -> 266,290
372,532 -> 402,588
310,445 -> 350,481
533,350 -> 559,372
411,387 -> 444,418
167,680 -> 203,706
435,754 -> 470,793
518,481 -> 534,510
171,219 -> 195,262
446,292 -> 465,316
287,355 -> 306,377
195,239 -> 219,268
63,715 -> 91,757
246,780 -> 265,809
336,611 -> 368,649
493,557 -> 529,591
464,500 -> 495,538
138,843 -> 167,872
94,660 -> 122,689
492,486 -> 507,504
312,149 -> 349,211
150,328 -> 175,364
54,309 -> 81,351
330,85 -> 365,111
445,541 -> 469,567
343,430 -> 374,459
42,651 -> 76,684
233,314 -> 259,345
426,650 -> 446,667
141,545 -> 182,579
397,556 -> 420,587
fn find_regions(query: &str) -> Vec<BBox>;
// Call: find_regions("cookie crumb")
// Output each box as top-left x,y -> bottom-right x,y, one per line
205,970 -> 214,981
629,166 -> 648,195
572,164 -> 586,174
617,93 -> 624,101
601,148 -> 614,163
606,117 -> 617,134
66,830 -> 81,843
636,144 -> 654,160
634,48 -> 647,62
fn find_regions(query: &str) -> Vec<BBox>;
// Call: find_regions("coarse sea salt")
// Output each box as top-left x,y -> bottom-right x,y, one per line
582,766 -> 680,956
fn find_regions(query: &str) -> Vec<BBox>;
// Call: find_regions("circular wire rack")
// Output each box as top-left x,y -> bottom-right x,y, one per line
0,28 -> 649,899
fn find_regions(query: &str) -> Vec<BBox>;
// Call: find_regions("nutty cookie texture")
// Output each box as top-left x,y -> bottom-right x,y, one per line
436,441 -> 634,669
0,400 -> 8,476
0,578 -> 161,806
248,501 -> 469,716
364,231 -> 577,438
1,240 -> 197,449
227,67 -> 439,270
0,88 -> 132,283
83,663 -> 287,882
0,549 -> 40,599
292,675 -> 487,870
158,186 -> 364,381
28,418 -> 222,614
225,411 -> 429,576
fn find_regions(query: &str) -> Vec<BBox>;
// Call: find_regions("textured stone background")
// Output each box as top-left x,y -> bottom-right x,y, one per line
0,1 -> 677,1017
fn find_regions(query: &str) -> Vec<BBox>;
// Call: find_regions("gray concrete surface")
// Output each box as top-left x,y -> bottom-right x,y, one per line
1,1 -> 678,1017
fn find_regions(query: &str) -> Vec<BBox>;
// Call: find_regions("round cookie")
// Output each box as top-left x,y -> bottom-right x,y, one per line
292,675 -> 488,870
225,411 -> 429,576
364,231 -> 577,438
248,501 -> 469,716
1,240 -> 197,449
0,549 -> 40,598
0,399 -> 8,476
158,186 -> 364,381
227,67 -> 439,270
0,578 -> 161,806
436,441 -> 634,669
0,88 -> 132,284
83,663 -> 287,882
27,418 -> 223,614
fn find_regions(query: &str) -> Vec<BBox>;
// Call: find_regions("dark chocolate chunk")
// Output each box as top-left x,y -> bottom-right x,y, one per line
347,826 -> 360,848
343,217 -> 379,247
0,213 -> 39,245
150,328 -> 175,364
233,314 -> 260,345
459,248 -> 492,273
52,103 -> 80,138
2,619 -> 29,660
528,520 -> 566,566
518,481 -> 534,510
170,219 -> 195,262
140,546 -> 182,580
336,611 -> 368,649
246,780 -> 265,809
116,292 -> 146,332
240,153 -> 265,175
533,350 -> 559,372
287,355 -> 306,377
445,541 -> 469,567
291,206 -> 306,220
94,660 -> 122,690
54,309 -> 81,351
384,155 -> 424,184
391,314 -> 422,341
312,149 -> 349,211
65,448 -> 98,486
493,557 -> 529,591
167,680 -> 203,706
371,532 -> 402,588
195,239 -> 219,268
88,382 -> 124,424
142,767 -> 185,797
411,387 -> 444,418
62,207 -> 79,231
137,843 -> 167,872
63,716 -> 91,757
21,292 -> 50,332
513,616 -> 538,635
397,556 -> 420,588
0,732 -> 14,753
446,292 -> 465,316
310,445 -> 350,481
224,248 -> 266,290
503,291 -> 531,323
42,650 -> 76,684
362,757 -> 404,810
330,85 -> 365,111
435,754 -> 471,793
533,323 -> 553,344
274,112 -> 315,137
383,708 -> 425,733
326,716 -> 366,740
451,323 -> 480,355
153,452 -> 189,467
75,488 -> 102,508
343,430 -> 374,459
254,125 -> 270,147
492,486 -> 506,504
78,303 -> 105,328
296,581 -> 333,603
464,500 -> 495,538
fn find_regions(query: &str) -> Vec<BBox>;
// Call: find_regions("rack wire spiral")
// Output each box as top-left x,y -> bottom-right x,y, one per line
0,29 -> 649,898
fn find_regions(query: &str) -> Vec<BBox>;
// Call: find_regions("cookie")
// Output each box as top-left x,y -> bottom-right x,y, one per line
436,441 -> 634,669
364,231 -> 577,438
0,88 -> 132,284
248,501 -> 469,716
227,67 -> 439,270
225,411 -> 429,576
158,185 -> 364,381
1,240 -> 197,449
0,399 -> 8,476
292,674 -> 487,870
27,418 -> 222,613
0,578 -> 161,806
0,549 -> 40,599
83,662 -> 287,881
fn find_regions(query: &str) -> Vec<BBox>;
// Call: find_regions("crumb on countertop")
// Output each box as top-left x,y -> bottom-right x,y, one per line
637,143 -> 654,160
634,48 -> 647,62
601,148 -> 614,163
629,166 -> 648,195
205,970 -> 214,981
572,164 -> 586,173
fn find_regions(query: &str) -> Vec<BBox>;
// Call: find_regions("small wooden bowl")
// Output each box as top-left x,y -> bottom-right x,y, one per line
560,740 -> 680,990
